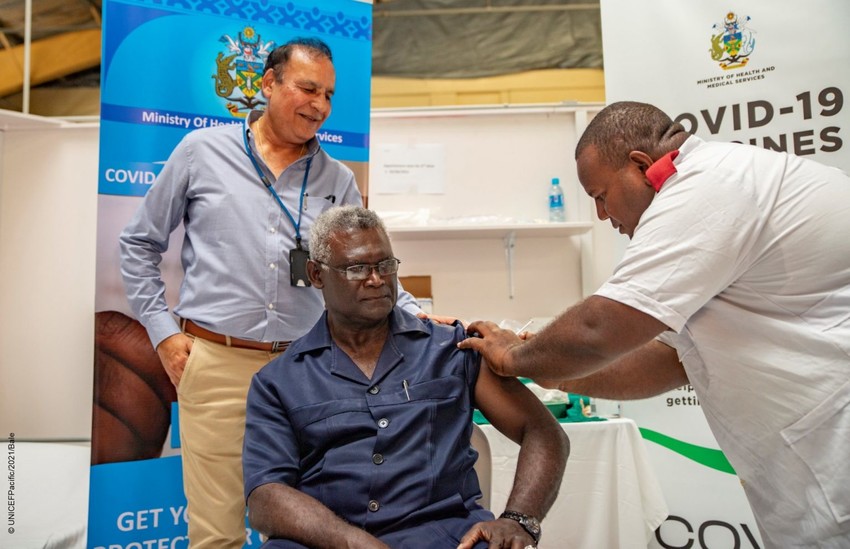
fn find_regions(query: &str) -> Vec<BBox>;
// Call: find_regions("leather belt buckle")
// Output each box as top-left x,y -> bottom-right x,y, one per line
271,340 -> 289,353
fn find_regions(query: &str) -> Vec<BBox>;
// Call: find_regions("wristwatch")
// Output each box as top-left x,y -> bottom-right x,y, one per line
499,510 -> 542,544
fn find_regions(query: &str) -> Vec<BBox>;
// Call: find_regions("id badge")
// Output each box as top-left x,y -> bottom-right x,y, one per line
289,247 -> 311,287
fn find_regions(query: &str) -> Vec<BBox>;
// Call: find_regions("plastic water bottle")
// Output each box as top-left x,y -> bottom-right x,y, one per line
548,177 -> 566,222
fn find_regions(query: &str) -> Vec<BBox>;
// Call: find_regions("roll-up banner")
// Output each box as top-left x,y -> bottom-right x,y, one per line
599,2 -> 850,547
89,1 -> 372,547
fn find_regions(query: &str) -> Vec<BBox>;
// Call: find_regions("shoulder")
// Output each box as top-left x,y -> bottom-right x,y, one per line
392,308 -> 465,343
180,121 -> 243,151
678,135 -> 762,174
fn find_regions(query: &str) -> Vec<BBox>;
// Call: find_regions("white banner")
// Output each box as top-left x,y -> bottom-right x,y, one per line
601,0 -> 849,173
600,1 -> 850,547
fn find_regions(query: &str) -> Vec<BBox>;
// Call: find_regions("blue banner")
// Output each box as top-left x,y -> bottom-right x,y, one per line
90,1 -> 372,546
97,0 -> 372,197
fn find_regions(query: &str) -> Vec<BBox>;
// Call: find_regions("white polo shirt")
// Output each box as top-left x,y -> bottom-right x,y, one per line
596,135 -> 850,547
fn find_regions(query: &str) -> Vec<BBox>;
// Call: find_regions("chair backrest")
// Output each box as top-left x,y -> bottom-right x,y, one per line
470,422 -> 492,510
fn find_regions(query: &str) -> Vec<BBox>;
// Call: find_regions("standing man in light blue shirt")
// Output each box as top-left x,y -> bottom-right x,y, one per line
120,37 -> 424,548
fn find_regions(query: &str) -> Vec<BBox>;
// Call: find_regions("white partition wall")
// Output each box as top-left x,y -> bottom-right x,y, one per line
0,113 -> 100,440
0,103 -> 612,438
368,104 -> 605,324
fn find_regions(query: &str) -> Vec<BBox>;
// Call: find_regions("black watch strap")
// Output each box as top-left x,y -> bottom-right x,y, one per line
499,510 -> 541,544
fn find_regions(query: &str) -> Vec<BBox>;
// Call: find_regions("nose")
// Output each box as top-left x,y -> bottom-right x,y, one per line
312,95 -> 331,118
594,200 -> 609,221
364,266 -> 385,286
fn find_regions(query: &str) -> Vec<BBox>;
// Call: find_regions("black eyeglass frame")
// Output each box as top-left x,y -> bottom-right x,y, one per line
316,257 -> 401,281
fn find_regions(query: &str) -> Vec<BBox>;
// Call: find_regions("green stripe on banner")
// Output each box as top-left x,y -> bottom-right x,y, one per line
639,427 -> 737,475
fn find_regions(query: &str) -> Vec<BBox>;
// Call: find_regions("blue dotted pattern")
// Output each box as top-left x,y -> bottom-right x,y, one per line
124,0 -> 371,40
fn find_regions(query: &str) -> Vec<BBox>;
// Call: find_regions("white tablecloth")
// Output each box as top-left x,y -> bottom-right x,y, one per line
478,418 -> 668,549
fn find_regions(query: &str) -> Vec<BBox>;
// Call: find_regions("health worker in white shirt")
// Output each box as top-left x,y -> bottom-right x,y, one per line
459,101 -> 850,548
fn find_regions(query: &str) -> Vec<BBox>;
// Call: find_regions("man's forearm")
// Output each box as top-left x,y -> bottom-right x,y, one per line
555,340 -> 688,400
248,483 -> 389,549
511,296 -> 669,381
503,418 -> 570,519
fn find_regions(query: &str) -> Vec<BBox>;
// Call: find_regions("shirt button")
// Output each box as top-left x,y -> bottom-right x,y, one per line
269,263 -> 276,269
269,227 -> 276,233
377,418 -> 390,429
368,500 -> 380,512
268,303 -> 275,310
368,386 -> 380,395
372,453 -> 384,465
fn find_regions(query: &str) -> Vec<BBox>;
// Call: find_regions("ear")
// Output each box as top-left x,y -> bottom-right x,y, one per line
261,68 -> 276,95
628,151 -> 656,187
307,260 -> 325,289
628,150 -> 654,172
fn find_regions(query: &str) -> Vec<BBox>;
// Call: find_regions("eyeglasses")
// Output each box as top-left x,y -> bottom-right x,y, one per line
318,258 -> 401,281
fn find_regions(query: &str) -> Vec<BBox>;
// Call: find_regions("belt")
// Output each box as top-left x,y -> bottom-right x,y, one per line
181,319 -> 290,353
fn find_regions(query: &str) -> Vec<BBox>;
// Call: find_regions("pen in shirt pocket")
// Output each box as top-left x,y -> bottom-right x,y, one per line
402,379 -> 411,401
515,319 -> 534,334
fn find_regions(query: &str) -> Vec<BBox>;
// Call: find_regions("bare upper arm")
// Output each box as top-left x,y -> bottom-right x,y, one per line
473,357 -> 560,444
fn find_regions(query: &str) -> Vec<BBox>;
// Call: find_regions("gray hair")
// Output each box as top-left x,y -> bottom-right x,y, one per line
309,206 -> 389,264
575,101 -> 688,168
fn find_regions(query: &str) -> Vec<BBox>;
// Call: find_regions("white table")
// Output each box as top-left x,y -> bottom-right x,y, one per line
478,418 -> 668,549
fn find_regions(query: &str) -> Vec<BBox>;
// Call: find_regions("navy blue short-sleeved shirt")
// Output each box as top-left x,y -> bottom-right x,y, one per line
243,307 -> 489,539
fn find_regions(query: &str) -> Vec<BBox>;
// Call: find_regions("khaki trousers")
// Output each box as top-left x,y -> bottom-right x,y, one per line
177,336 -> 280,548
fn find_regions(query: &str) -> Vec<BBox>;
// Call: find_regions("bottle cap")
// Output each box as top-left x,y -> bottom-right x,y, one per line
551,177 -> 560,185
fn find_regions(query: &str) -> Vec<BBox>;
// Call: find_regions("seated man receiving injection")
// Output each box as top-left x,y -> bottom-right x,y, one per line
243,206 -> 569,548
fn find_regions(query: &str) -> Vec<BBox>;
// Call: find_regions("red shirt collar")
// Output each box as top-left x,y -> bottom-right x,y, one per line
645,150 -> 679,192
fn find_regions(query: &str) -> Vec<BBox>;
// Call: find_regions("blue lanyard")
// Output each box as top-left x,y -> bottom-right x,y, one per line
243,125 -> 312,248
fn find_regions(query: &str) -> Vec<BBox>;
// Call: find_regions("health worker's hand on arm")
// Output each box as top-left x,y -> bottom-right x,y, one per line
459,295 -> 668,383
456,321 -> 524,376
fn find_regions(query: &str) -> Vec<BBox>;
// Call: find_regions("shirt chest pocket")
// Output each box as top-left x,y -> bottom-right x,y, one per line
289,398 -> 371,454
300,194 -> 337,224
387,375 -> 472,430
401,375 -> 468,408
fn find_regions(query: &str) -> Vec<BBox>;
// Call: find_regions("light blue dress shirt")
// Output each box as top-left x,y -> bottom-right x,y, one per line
120,111 -> 420,348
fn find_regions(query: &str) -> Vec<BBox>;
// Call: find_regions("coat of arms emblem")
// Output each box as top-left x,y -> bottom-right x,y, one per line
213,26 -> 275,117
710,12 -> 756,70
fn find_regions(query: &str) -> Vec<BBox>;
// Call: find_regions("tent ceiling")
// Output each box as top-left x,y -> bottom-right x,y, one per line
373,0 -> 602,78
0,0 -> 601,99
